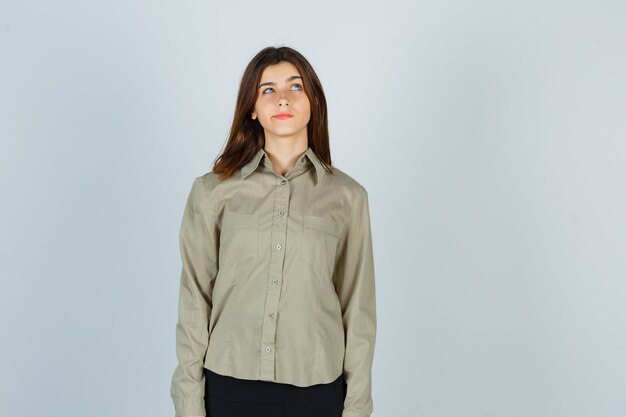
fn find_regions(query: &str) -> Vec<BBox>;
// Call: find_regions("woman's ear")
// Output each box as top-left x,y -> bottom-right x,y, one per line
251,111 -> 256,120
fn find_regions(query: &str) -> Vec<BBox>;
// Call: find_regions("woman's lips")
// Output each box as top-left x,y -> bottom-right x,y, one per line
274,112 -> 294,120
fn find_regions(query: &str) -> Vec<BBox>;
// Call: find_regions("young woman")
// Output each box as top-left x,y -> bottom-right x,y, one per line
170,45 -> 377,417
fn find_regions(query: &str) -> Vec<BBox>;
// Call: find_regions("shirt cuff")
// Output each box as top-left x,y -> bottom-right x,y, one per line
342,410 -> 371,417
173,397 -> 205,416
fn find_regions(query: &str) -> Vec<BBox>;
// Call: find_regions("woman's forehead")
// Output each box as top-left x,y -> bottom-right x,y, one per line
260,62 -> 302,81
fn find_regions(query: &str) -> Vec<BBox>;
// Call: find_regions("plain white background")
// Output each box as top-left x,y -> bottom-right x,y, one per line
1,1 -> 625,416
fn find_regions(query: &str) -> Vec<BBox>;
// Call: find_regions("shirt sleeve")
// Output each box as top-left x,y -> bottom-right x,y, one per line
170,176 -> 219,417
333,185 -> 378,417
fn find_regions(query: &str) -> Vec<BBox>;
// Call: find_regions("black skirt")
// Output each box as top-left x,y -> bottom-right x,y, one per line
204,367 -> 346,417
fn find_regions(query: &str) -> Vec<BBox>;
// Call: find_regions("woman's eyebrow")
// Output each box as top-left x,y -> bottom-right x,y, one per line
258,75 -> 302,89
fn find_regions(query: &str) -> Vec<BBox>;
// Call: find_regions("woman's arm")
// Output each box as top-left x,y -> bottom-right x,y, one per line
333,185 -> 378,417
170,176 -> 219,417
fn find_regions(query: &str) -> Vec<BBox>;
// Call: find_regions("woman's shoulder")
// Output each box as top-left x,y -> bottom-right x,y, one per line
325,165 -> 368,195
196,170 -> 220,190
183,171 -> 220,206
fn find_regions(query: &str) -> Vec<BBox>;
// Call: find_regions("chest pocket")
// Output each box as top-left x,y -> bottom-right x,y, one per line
299,215 -> 340,277
219,210 -> 259,268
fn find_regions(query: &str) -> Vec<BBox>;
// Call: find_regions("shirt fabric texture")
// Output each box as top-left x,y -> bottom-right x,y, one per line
170,146 -> 377,417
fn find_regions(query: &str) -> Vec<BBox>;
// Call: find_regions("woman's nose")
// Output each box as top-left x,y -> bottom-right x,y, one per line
277,95 -> 290,106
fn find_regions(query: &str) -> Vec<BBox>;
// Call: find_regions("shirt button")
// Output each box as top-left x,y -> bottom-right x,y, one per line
276,244 -> 282,250
268,313 -> 274,318
278,210 -> 285,216
266,346 -> 272,352
280,180 -> 287,185
301,157 -> 305,162
272,279 -> 278,284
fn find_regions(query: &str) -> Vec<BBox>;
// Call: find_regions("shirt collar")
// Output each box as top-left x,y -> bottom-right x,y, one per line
241,146 -> 325,185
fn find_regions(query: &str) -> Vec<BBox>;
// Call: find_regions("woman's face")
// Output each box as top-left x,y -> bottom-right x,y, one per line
251,61 -> 311,141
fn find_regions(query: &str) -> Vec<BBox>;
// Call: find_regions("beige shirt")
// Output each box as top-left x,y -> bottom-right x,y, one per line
170,146 -> 377,417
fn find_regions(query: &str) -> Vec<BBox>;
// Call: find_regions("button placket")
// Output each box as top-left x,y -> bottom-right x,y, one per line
259,176 -> 290,380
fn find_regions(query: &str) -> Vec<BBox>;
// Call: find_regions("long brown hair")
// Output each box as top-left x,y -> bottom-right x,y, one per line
211,46 -> 335,181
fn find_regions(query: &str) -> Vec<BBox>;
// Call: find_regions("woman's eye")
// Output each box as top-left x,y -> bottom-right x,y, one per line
262,84 -> 302,95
